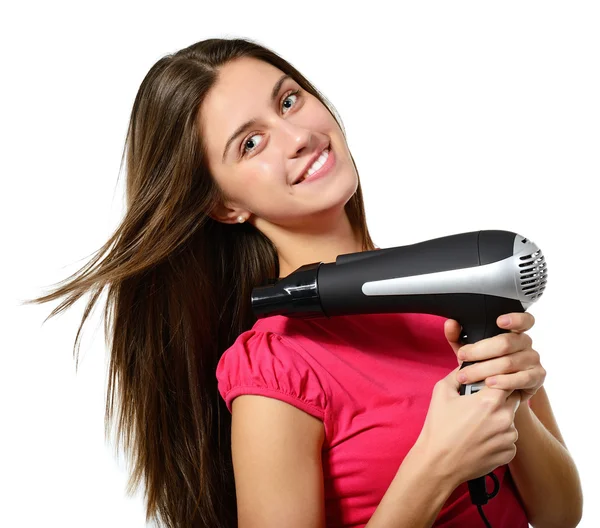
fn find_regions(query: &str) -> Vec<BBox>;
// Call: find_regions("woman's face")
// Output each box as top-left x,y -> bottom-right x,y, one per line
199,57 -> 358,230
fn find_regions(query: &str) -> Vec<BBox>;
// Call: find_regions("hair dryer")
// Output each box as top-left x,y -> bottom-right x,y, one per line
251,230 -> 547,508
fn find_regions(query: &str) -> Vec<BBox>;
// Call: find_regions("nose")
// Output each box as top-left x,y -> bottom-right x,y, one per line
278,118 -> 312,158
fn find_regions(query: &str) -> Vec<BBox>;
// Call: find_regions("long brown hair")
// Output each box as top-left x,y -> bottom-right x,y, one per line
30,37 -> 375,527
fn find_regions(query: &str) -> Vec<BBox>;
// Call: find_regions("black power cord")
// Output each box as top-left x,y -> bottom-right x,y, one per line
475,472 -> 500,527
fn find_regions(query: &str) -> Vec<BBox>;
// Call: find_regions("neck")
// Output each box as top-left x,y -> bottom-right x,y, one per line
256,208 -> 367,278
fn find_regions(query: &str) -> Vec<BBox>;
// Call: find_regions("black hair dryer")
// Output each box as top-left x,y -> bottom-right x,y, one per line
251,230 -> 548,507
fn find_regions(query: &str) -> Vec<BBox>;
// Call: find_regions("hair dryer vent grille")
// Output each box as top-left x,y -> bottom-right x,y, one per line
518,249 -> 547,301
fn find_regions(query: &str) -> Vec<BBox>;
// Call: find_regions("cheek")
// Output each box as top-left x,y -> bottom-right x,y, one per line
299,107 -> 333,132
254,158 -> 283,181
241,153 -> 285,190
223,161 -> 284,206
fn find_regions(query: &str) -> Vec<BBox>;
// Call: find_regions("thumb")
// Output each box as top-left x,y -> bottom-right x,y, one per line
444,319 -> 463,362
438,365 -> 462,395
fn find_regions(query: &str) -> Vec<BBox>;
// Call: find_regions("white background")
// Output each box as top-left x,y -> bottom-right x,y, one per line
2,1 -> 598,526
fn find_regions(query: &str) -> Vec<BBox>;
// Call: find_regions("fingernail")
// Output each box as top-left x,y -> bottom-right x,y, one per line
487,377 -> 497,386
458,373 -> 467,383
458,351 -> 466,360
498,315 -> 511,327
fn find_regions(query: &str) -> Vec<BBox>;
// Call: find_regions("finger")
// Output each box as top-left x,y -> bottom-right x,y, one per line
474,385 -> 514,405
484,365 -> 546,392
497,312 -> 535,333
458,332 -> 532,363
444,319 -> 463,361
444,319 -> 463,344
457,349 -> 538,384
437,366 -> 464,395
507,390 -> 522,413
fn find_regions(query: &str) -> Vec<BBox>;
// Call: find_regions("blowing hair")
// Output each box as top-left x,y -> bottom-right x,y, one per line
31,37 -> 375,527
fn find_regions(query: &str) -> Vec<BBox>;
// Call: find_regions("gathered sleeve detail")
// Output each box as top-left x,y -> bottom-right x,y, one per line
216,330 -> 328,423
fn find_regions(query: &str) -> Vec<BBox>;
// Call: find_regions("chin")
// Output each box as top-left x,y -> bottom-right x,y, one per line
309,181 -> 358,220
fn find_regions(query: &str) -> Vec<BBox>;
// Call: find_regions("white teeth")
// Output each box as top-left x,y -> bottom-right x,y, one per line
301,148 -> 329,181
294,148 -> 331,184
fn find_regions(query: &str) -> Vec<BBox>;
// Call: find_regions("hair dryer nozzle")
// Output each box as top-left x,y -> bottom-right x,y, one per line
251,262 -> 325,318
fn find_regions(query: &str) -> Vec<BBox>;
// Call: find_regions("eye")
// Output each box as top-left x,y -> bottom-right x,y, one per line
240,89 -> 301,158
281,90 -> 299,115
241,133 -> 264,157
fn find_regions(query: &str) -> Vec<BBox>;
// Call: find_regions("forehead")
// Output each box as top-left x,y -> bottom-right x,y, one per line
200,57 -> 287,161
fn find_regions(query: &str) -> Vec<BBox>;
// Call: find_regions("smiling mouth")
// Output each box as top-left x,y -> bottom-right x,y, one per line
294,147 -> 332,185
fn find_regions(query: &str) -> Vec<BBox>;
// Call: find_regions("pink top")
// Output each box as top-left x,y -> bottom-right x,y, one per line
216,312 -> 528,527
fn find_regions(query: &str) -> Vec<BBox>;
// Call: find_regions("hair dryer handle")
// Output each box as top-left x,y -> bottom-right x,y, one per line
458,357 -> 501,505
457,325 -> 512,395
457,312 -> 515,505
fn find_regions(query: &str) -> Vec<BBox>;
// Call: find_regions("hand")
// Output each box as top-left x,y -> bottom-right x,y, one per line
415,367 -> 521,485
444,313 -> 546,404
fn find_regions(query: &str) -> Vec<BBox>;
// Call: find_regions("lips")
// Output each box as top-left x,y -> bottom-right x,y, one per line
292,141 -> 330,185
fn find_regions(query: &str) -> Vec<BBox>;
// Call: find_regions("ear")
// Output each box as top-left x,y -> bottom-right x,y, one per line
209,201 -> 250,225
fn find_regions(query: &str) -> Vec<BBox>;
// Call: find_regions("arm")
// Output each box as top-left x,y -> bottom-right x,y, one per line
231,395 -> 326,528
231,395 -> 456,528
508,386 -> 583,528
364,442 -> 457,528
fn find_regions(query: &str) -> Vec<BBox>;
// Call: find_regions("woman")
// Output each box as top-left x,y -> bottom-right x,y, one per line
34,37 -> 582,527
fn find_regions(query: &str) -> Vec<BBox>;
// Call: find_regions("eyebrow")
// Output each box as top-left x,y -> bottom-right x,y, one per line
222,74 -> 292,162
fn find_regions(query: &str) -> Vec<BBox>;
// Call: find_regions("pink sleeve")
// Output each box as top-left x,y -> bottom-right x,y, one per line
216,330 -> 327,422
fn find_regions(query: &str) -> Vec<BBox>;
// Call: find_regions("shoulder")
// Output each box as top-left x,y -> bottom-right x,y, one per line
216,325 -> 328,422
